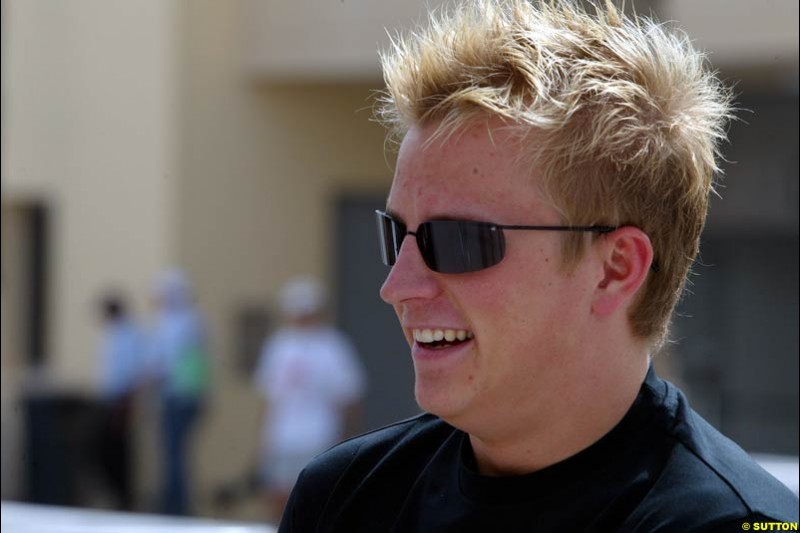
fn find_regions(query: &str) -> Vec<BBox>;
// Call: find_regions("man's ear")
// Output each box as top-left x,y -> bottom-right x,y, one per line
592,227 -> 654,317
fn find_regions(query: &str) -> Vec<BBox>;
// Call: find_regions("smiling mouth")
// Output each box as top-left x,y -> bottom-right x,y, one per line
413,328 -> 474,349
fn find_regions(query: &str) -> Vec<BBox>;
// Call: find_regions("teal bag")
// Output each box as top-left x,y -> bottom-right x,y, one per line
172,346 -> 211,395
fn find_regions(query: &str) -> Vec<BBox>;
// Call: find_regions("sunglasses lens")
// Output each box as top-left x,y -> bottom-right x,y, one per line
376,211 -> 404,266
418,220 -> 505,274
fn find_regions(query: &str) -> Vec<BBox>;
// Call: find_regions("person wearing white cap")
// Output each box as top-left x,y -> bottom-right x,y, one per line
253,276 -> 366,521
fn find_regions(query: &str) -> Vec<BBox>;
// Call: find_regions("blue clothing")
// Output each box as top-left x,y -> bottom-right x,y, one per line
97,319 -> 145,400
150,270 -> 211,516
150,308 -> 210,399
160,396 -> 202,515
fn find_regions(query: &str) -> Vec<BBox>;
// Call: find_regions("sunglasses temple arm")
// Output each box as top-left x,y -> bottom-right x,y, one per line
499,225 -> 617,233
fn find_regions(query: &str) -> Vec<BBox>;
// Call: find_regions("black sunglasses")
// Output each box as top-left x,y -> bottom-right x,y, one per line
376,210 -> 617,274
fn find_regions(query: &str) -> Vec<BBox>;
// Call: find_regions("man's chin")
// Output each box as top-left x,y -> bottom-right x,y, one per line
415,382 -> 470,422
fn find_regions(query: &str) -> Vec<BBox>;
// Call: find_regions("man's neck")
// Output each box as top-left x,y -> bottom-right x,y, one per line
467,349 -> 650,477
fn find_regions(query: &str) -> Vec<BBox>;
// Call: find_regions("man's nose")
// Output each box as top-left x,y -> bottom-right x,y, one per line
379,234 -> 441,305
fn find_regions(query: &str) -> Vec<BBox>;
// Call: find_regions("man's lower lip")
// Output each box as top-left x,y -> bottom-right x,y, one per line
412,339 -> 474,360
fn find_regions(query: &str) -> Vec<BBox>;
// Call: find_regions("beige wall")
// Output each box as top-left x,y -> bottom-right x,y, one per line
241,0 -> 799,85
3,0 -> 180,387
242,0 -> 442,82
664,0 -> 798,74
176,0 -> 393,505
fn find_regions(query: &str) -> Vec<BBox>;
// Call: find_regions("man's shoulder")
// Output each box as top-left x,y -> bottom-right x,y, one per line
626,381 -> 798,531
631,443 -> 796,529
302,412 -> 451,481
281,413 -> 454,532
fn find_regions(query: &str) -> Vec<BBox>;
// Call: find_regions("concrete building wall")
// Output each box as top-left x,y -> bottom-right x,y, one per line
175,0 -> 393,500
2,0 -> 180,386
663,0 -> 798,76
241,0 -> 441,82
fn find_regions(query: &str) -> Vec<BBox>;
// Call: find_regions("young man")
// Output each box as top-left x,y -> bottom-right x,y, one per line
279,1 -> 798,531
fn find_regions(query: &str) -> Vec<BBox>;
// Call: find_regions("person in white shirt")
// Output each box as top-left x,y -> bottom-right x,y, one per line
254,276 -> 366,520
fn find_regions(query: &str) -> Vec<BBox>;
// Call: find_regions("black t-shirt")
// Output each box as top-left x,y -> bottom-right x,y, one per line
279,368 -> 798,532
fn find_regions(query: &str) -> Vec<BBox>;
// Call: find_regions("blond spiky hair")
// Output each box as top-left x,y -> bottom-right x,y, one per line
377,0 -> 733,343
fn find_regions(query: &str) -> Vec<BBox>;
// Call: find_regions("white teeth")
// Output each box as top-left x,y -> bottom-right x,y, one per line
412,328 -> 473,344
421,329 -> 434,343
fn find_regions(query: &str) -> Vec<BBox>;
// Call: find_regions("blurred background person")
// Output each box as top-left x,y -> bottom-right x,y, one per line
254,276 -> 366,522
93,291 -> 146,511
149,269 -> 211,516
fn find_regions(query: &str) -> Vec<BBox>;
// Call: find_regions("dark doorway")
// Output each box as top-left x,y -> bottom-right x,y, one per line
334,194 -> 420,432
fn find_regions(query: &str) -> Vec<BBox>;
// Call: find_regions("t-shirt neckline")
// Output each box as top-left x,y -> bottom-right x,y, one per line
457,366 -> 665,505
